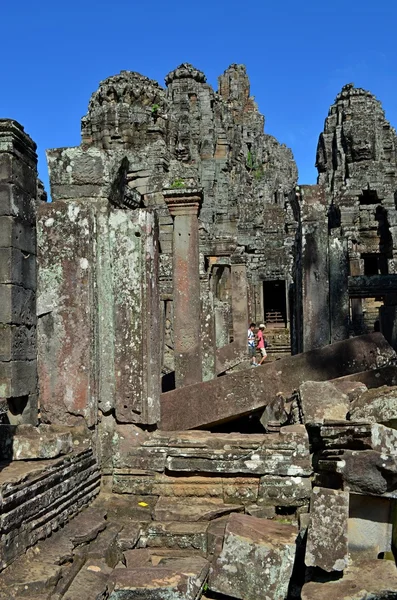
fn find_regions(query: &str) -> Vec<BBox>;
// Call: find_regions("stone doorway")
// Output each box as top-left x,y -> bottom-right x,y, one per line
263,280 -> 287,328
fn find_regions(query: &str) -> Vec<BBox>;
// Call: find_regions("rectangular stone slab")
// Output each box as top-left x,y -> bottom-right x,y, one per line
305,487 -> 349,572
160,333 -> 395,430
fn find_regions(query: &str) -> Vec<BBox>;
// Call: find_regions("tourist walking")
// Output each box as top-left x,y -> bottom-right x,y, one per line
248,322 -> 258,366
257,323 -> 268,365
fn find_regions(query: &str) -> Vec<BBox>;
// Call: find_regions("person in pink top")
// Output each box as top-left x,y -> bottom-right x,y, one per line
256,323 -> 268,365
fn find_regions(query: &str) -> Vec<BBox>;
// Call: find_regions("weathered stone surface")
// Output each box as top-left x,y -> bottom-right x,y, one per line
302,559 -> 397,600
209,513 -> 296,600
37,200 -> 97,427
0,324 -> 36,361
62,560 -> 113,600
305,487 -> 349,572
0,424 -> 72,461
0,449 -> 100,570
258,475 -> 312,507
160,334 -> 395,429
348,494 -> 394,559
38,200 -> 160,428
0,284 -> 35,326
299,380 -> 350,424
139,522 -> 208,554
154,497 -> 243,522
331,379 -> 368,402
0,359 -> 36,397
66,507 -> 107,546
109,558 -> 209,600
117,523 -> 141,552
322,449 -> 397,495
350,385 -> 397,427
112,471 -> 259,504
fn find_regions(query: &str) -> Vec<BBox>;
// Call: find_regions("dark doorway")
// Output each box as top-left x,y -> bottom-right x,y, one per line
263,280 -> 287,327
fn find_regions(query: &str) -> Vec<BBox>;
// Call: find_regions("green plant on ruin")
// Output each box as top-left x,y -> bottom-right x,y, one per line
246,150 -> 255,170
170,178 -> 185,189
254,164 -> 265,180
151,103 -> 160,114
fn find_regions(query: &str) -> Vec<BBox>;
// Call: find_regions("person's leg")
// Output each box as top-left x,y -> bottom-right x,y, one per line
259,348 -> 267,365
249,346 -> 257,365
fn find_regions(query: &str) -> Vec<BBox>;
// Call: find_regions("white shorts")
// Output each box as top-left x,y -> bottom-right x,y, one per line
260,348 -> 267,357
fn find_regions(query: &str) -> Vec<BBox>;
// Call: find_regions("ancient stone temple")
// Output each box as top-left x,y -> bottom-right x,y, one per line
1,66 -> 397,599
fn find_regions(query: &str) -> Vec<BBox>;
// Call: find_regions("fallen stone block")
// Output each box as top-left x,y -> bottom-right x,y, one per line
209,513 -> 297,600
301,559 -> 397,599
331,364 -> 397,389
63,560 -> 113,600
123,548 -> 152,568
319,449 -> 397,495
109,559 -> 209,600
305,487 -> 349,572
117,523 -> 141,552
299,380 -> 350,424
160,333 -> 394,430
350,385 -> 397,427
331,379 -> 368,401
154,497 -> 243,522
139,522 -> 208,554
0,424 -> 72,461
66,506 -> 107,547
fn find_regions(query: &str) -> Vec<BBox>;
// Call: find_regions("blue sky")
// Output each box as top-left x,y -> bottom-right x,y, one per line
1,0 -> 397,194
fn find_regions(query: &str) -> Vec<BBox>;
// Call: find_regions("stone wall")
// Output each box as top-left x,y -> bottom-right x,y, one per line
0,432 -> 100,571
0,120 -> 38,425
47,64 -> 298,380
37,200 -> 160,428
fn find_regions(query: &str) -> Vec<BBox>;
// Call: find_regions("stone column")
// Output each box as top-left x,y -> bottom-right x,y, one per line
0,120 -> 38,424
231,262 -> 249,347
329,231 -> 350,342
164,188 -> 203,388
300,185 -> 331,351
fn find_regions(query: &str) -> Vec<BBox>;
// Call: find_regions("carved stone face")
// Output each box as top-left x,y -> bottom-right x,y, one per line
81,71 -> 166,150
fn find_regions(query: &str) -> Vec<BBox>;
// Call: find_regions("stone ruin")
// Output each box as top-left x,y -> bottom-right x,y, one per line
1,65 -> 397,598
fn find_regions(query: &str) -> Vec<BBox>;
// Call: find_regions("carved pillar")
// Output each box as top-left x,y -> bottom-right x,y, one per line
164,188 -> 203,388
231,262 -> 249,347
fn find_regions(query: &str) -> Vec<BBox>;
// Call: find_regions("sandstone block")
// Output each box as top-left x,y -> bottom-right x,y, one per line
0,424 -> 72,461
140,522 -> 208,554
302,559 -> 397,599
305,487 -> 349,572
299,380 -> 349,424
153,497 -> 243,522
0,324 -> 36,361
0,183 -> 36,222
0,360 -> 36,398
0,284 -> 35,325
0,247 -> 36,289
160,333 -> 394,430
0,150 -> 37,196
350,385 -> 397,427
209,513 -> 297,600
109,559 -> 209,600
258,475 -> 312,507
0,216 -> 35,253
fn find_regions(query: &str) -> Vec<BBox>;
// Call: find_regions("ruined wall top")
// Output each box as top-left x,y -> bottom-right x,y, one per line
165,63 -> 206,84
